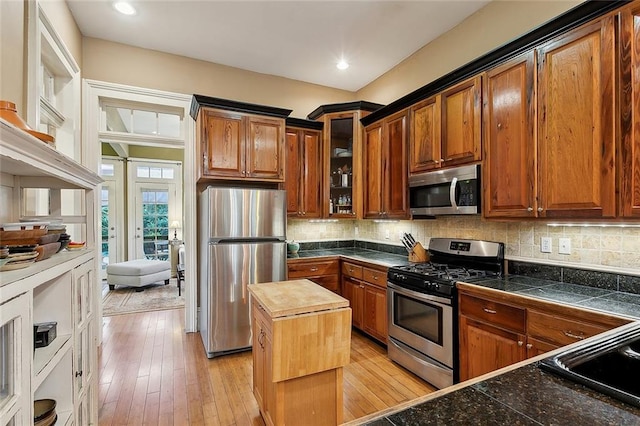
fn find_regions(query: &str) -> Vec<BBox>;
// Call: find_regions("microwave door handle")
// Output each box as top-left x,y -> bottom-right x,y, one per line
449,177 -> 458,210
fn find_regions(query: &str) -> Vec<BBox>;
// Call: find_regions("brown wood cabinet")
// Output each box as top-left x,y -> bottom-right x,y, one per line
287,258 -> 340,293
249,280 -> 351,426
363,109 -> 409,219
409,95 -> 441,173
537,17 -> 616,218
285,125 -> 323,218
310,103 -> 382,219
483,52 -> 536,218
409,76 -> 481,173
197,107 -> 286,182
619,3 -> 640,218
484,17 -> 617,219
458,285 -> 630,381
341,261 -> 388,343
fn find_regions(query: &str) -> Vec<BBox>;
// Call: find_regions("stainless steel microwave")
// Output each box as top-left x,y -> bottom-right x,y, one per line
409,164 -> 480,216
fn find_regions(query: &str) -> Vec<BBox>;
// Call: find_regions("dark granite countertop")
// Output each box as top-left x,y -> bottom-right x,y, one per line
467,275 -> 640,321
287,247 -> 411,268
364,360 -> 640,425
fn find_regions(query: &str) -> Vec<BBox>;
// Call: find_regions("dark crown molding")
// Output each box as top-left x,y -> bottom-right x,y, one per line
190,94 -> 293,120
307,101 -> 385,121
361,0 -> 630,126
285,117 -> 324,130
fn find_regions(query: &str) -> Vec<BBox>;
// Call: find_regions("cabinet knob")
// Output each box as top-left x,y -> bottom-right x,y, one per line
497,123 -> 502,129
517,341 -> 523,347
527,207 -> 533,212
310,267 -> 318,272
563,330 -> 585,340
75,371 -> 83,378
526,343 -> 533,349
537,207 -> 544,212
482,307 -> 497,314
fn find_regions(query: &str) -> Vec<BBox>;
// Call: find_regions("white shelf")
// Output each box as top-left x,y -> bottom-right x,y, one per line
0,119 -> 102,189
0,250 -> 92,289
33,335 -> 72,389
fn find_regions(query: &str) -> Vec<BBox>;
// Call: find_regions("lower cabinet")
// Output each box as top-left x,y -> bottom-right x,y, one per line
458,287 -> 630,381
341,261 -> 388,343
287,258 -> 340,293
249,282 -> 351,426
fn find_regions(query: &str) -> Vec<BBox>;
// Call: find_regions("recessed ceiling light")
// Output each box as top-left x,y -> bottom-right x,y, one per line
336,60 -> 349,70
114,1 -> 136,15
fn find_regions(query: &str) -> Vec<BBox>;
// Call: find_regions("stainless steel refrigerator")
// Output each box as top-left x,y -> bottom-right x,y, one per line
199,186 -> 287,358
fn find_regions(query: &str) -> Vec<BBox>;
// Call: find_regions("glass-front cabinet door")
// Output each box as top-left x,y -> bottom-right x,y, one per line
0,293 -> 30,426
327,113 -> 356,218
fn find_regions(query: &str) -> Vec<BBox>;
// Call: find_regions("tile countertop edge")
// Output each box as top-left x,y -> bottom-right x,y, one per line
456,281 -> 640,323
287,249 -> 411,268
342,320 -> 640,426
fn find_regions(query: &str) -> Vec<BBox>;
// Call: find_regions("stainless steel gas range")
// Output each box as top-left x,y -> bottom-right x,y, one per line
387,238 -> 505,389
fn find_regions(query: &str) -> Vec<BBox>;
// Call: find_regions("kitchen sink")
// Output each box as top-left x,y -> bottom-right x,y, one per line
539,321 -> 640,408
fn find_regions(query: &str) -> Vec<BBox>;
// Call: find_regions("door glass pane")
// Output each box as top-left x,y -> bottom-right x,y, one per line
142,190 -> 169,260
101,188 -> 109,271
0,321 -> 14,410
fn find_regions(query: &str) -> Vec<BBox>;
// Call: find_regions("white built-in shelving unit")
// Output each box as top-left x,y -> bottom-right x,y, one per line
0,118 -> 102,425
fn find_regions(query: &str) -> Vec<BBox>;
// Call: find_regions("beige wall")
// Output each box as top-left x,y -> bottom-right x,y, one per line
82,38 -> 355,119
0,0 -> 82,118
356,0 -> 583,103
1,0 -> 26,115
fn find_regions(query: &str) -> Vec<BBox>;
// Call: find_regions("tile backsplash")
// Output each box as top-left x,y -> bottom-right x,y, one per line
287,217 -> 640,275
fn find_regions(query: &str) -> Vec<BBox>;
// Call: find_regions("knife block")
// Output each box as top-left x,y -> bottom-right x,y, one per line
408,242 -> 429,263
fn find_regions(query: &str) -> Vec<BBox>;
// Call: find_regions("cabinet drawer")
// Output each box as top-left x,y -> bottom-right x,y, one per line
363,267 -> 386,288
288,260 -> 339,278
341,261 -> 363,279
527,310 -> 610,347
308,276 -> 340,293
459,294 -> 525,333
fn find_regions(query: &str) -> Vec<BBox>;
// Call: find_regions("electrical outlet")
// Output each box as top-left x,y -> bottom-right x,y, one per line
541,237 -> 552,253
559,238 -> 571,255
385,229 -> 390,240
354,226 -> 359,236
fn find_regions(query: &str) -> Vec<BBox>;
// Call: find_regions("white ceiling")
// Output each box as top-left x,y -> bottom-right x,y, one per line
66,0 -> 490,92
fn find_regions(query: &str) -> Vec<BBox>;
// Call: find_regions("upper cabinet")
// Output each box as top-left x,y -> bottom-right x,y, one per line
483,52 -> 536,218
619,3 -> 640,218
190,95 -> 292,183
308,102 -> 383,219
285,118 -> 323,218
409,76 -> 481,174
485,16 -> 618,219
363,109 -> 409,219
537,17 -> 616,219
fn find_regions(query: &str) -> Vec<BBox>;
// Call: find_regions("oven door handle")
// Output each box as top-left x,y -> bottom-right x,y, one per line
449,177 -> 458,210
387,282 -> 452,307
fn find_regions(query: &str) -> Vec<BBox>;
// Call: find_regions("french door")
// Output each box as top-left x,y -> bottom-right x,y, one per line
127,160 -> 182,261
99,158 -> 124,279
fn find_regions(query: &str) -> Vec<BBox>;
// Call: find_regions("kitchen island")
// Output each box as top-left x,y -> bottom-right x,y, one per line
248,279 -> 352,426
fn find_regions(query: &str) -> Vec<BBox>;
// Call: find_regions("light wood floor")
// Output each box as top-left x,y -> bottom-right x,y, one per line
98,308 -> 435,425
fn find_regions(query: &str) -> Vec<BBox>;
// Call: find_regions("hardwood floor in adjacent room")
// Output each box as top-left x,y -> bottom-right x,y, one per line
98,308 -> 435,425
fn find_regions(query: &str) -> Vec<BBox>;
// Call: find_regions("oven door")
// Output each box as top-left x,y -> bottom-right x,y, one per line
387,282 -> 453,368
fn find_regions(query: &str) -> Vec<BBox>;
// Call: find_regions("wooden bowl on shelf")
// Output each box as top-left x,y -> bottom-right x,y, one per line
35,242 -> 61,261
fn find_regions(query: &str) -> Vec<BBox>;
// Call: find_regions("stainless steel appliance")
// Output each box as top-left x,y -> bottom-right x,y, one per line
199,187 -> 286,358
387,238 -> 504,389
409,164 -> 480,216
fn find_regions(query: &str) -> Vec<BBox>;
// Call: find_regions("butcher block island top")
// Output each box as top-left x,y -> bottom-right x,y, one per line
248,279 -> 352,426
248,278 -> 349,317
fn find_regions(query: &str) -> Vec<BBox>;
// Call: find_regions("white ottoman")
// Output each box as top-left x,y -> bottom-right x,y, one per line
106,259 -> 171,290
